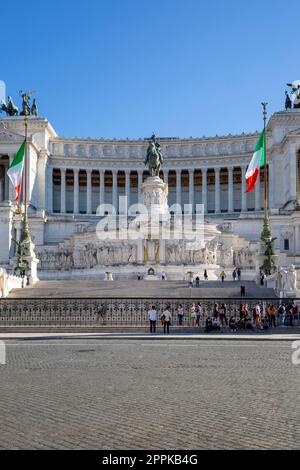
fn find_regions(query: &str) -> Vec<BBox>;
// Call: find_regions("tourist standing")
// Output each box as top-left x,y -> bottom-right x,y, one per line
161,271 -> 167,281
278,304 -> 286,326
190,303 -> 196,326
195,276 -> 200,287
240,285 -> 246,297
220,303 -> 228,326
196,303 -> 202,326
213,303 -> 220,320
254,302 -> 261,327
178,304 -> 184,326
232,269 -> 237,281
188,273 -> 194,288
237,268 -> 241,281
148,305 -> 157,333
162,305 -> 172,334
95,303 -> 108,325
292,302 -> 299,327
204,269 -> 208,281
220,270 -> 226,283
267,303 -> 277,327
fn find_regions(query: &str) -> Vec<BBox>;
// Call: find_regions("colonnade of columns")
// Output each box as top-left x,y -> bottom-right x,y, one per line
49,165 -> 265,215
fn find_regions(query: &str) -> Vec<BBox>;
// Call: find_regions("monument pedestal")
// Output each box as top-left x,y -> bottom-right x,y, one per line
141,176 -> 169,219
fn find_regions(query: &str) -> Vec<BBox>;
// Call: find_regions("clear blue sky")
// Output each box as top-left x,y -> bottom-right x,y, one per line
1,0 -> 298,139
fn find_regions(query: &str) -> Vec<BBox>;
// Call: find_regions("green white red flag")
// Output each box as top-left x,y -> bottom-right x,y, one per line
245,130 -> 265,193
7,140 -> 25,203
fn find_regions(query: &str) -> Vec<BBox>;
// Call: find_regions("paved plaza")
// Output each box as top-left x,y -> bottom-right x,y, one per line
0,339 -> 299,450
9,280 -> 275,298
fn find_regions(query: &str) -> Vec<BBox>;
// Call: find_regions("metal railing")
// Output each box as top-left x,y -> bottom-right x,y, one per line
0,297 -> 299,328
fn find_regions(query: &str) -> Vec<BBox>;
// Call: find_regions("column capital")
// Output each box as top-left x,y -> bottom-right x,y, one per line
86,168 -> 93,175
73,167 -> 79,174
60,167 -> 66,174
214,167 -> 221,174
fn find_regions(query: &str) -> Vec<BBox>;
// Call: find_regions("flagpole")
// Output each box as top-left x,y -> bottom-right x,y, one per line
262,102 -> 268,219
22,114 -> 31,242
260,101 -> 275,275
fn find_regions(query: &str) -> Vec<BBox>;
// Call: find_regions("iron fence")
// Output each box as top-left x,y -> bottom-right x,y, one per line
0,297 -> 299,328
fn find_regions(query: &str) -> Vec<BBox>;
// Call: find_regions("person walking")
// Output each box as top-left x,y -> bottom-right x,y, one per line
204,269 -> 208,281
232,269 -> 237,282
162,305 -> 172,334
148,305 -> 157,333
220,270 -> 226,283
237,267 -> 241,281
195,276 -> 200,287
188,273 -> 194,288
240,285 -> 246,297
177,304 -> 184,326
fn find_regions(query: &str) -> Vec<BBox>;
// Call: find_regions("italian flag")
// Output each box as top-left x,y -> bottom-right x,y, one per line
245,130 -> 265,193
7,140 -> 25,203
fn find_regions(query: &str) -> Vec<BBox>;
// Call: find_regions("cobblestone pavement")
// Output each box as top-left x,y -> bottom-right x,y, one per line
0,340 -> 299,450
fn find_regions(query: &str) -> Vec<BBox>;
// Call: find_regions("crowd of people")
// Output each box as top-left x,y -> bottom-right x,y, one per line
147,301 -> 300,334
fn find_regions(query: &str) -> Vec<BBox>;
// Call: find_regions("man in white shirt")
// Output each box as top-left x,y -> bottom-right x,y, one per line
162,305 -> 172,334
148,305 -> 157,333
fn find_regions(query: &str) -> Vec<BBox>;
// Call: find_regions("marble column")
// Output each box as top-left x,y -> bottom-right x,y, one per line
163,169 -> 169,184
241,166 -> 247,212
255,170 -> 261,211
268,162 -> 274,210
176,169 -> 181,207
125,170 -> 131,210
99,170 -> 105,207
37,150 -> 48,209
73,168 -> 79,214
138,170 -> 143,204
201,168 -> 207,214
214,167 -> 220,213
295,225 -> 300,255
4,162 -> 9,200
0,169 -> 4,202
228,166 -> 233,213
8,155 -> 14,202
60,168 -> 66,214
86,169 -> 92,214
47,166 -> 53,213
189,169 -> 194,213
112,170 -> 118,213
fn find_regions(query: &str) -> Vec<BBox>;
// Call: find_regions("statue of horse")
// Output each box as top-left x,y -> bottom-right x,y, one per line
1,96 -> 19,116
144,134 -> 164,177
